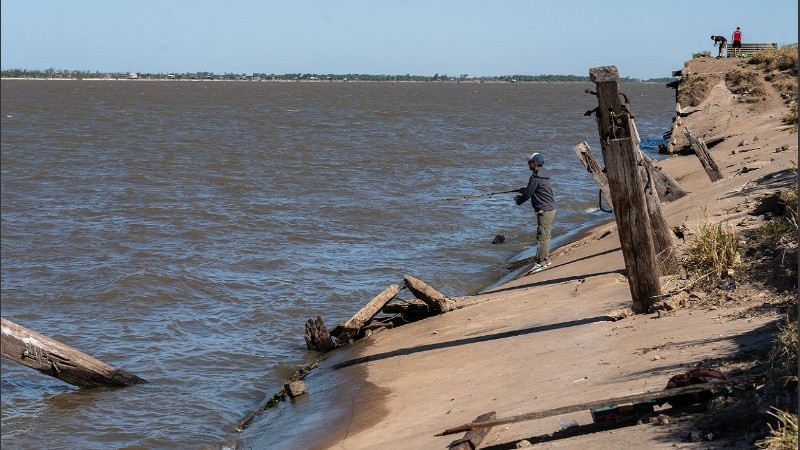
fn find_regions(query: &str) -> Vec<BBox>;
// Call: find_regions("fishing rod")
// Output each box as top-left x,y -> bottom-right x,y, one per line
437,189 -> 519,202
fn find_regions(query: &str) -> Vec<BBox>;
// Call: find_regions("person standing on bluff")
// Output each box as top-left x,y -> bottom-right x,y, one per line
731,27 -> 743,57
711,35 -> 728,58
514,152 -> 556,274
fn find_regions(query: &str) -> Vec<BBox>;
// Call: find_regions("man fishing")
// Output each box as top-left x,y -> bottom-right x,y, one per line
514,152 -> 556,274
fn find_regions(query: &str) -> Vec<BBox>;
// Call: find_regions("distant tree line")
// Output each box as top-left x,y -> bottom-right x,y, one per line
0,68 -> 675,83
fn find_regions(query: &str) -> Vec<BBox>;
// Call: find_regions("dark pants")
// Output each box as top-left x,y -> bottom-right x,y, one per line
536,210 -> 556,263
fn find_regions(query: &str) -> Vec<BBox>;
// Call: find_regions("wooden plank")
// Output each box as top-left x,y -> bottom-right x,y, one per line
404,275 -> 459,314
1,317 -> 147,388
590,65 -> 661,313
449,411 -> 497,450
335,284 -> 401,340
436,379 -> 746,436
683,127 -> 724,182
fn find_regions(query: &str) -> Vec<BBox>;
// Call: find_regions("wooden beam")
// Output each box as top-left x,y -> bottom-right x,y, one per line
590,66 -> 661,313
683,127 -> 724,182
403,275 -> 459,314
1,317 -> 147,388
335,284 -> 401,340
436,378 -> 747,436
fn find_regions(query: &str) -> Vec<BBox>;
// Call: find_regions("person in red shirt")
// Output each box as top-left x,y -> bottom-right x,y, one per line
731,27 -> 743,57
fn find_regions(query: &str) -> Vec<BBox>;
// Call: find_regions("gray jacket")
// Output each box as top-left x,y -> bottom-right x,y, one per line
516,168 -> 556,213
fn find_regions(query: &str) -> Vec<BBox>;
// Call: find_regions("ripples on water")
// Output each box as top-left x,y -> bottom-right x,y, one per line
1,79 -> 675,449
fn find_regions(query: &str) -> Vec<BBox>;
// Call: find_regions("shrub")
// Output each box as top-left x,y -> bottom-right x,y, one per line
749,45 -> 799,74
726,69 -> 767,101
756,408 -> 798,450
684,222 -> 740,283
693,51 -> 712,59
758,186 -> 798,245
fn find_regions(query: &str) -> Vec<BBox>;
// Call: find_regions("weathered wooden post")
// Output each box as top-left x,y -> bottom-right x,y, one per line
1,317 -> 147,388
683,127 -> 724,181
574,141 -> 613,206
575,141 -> 679,275
589,66 -> 661,313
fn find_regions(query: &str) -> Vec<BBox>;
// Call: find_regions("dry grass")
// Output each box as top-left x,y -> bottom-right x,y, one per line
749,45 -> 799,129
756,408 -> 798,450
748,45 -> 799,74
784,101 -> 798,133
683,222 -> 741,285
677,74 -> 711,107
758,192 -> 798,243
726,69 -> 767,102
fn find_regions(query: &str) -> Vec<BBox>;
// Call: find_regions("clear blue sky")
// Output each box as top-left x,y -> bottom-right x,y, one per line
2,0 -> 797,79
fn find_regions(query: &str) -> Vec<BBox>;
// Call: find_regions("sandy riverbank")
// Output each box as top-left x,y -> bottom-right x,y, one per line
243,56 -> 797,449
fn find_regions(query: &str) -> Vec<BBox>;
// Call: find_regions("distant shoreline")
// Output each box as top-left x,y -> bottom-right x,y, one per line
0,77 -> 668,84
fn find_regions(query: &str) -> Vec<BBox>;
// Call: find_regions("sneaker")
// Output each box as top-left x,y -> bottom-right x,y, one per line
526,260 -> 551,274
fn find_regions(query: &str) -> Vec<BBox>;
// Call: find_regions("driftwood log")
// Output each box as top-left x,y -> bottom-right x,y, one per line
333,284 -> 401,341
403,275 -> 459,314
1,317 -> 147,388
683,127 -> 724,182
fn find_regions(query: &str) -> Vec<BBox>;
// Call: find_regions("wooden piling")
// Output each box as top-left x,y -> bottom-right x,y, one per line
575,140 -> 678,275
589,66 -> 661,313
1,317 -> 147,388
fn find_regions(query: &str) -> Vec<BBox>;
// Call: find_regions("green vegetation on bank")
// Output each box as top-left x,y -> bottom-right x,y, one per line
0,68 -> 675,83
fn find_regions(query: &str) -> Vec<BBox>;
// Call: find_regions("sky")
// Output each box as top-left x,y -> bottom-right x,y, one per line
1,0 -> 798,80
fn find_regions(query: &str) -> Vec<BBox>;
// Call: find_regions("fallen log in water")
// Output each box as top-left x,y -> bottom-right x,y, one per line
1,317 -> 147,388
